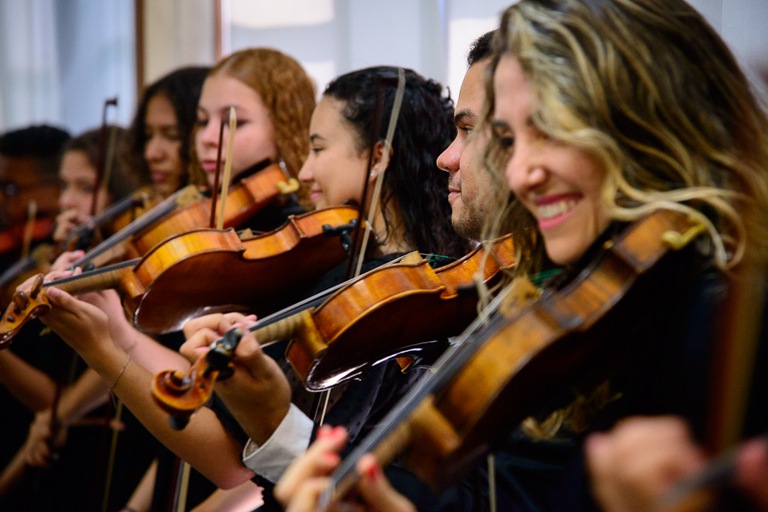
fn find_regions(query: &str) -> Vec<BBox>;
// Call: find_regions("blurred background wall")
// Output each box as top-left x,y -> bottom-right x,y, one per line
0,0 -> 765,134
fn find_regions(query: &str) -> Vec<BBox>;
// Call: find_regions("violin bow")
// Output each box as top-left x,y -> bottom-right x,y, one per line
208,106 -> 236,230
208,115 -> 226,228
314,69 -> 407,425
353,67 -> 406,276
21,201 -> 37,260
91,98 -> 119,217
216,107 -> 237,230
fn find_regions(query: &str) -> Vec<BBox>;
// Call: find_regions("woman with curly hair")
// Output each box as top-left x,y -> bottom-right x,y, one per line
193,47 -> 315,217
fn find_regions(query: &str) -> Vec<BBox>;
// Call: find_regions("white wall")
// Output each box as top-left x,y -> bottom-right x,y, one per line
1,0 -> 766,134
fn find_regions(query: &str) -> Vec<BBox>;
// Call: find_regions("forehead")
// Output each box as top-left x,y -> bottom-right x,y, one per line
493,55 -> 533,120
146,94 -> 177,123
456,60 -> 490,113
199,73 -> 265,111
0,156 -> 44,183
60,150 -> 95,176
311,96 -> 345,126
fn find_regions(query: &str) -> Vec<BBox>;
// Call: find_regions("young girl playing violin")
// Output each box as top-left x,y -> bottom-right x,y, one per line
272,0 -> 768,510
193,47 -> 314,219
61,52 -> 315,511
7,48 -> 316,511
0,125 -> 152,511
122,65 -> 211,199
24,64 -> 465,510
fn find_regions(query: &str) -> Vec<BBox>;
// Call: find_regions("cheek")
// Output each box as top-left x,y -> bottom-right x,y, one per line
503,160 -> 517,193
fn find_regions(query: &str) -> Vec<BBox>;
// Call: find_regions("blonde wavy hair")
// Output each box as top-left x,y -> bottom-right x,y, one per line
484,0 -> 768,274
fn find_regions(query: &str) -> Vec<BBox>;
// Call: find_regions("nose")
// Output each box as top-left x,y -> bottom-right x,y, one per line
436,137 -> 461,175
504,144 -> 546,194
297,159 -> 313,184
197,118 -> 221,148
59,187 -> 78,212
145,135 -> 163,162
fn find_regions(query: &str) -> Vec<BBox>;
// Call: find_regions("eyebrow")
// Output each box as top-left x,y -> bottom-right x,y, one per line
309,134 -> 326,143
454,109 -> 477,125
490,119 -> 510,132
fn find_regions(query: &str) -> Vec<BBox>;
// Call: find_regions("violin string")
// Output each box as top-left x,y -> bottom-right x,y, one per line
71,195 -> 181,269
64,192 -> 147,249
241,253 -> 415,348
318,284 -> 514,508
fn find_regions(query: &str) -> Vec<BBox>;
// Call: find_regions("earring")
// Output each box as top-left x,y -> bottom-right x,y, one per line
369,170 -> 377,178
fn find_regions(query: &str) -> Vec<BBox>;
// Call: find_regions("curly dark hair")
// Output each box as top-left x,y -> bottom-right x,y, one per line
324,66 -> 469,258
123,66 -> 210,189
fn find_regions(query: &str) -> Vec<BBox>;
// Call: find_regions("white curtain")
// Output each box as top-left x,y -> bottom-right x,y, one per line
0,0 -> 61,130
0,0 -> 135,135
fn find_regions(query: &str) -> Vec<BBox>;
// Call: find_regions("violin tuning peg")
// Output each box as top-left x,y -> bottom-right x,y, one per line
30,274 -> 45,298
12,291 -> 29,313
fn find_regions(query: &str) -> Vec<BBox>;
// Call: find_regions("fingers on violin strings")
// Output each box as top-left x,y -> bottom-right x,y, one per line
277,426 -> 347,502
179,327 -> 221,360
356,453 -> 416,512
222,312 -> 257,330
280,477 -> 330,512
182,312 -> 227,338
233,330 -> 263,359
44,269 -> 76,283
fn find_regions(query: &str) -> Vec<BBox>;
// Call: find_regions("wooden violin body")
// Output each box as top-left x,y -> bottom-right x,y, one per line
324,210 -> 707,500
75,162 -> 296,269
149,235 -> 516,427
0,206 -> 358,347
125,205 -> 357,334
285,235 -> 517,390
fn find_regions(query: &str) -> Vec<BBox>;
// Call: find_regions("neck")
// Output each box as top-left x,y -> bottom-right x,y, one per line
368,208 -> 411,256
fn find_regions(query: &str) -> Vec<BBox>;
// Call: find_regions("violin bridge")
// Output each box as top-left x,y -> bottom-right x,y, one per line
400,251 -> 425,264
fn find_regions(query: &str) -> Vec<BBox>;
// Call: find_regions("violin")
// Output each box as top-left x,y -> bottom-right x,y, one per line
314,209 -> 706,504
73,162 -> 298,270
150,235 -> 517,428
64,187 -> 160,252
0,218 -> 55,255
0,190 -> 159,308
0,206 -> 359,348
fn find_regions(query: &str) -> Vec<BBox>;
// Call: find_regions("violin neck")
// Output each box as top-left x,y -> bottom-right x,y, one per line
74,200 -> 177,269
251,309 -> 308,348
64,192 -> 147,248
47,259 -> 138,295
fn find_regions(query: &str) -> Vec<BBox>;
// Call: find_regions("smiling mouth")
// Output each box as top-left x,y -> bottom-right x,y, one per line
537,198 -> 577,220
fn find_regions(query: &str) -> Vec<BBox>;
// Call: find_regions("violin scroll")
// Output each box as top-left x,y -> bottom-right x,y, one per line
0,274 -> 50,348
151,328 -> 243,430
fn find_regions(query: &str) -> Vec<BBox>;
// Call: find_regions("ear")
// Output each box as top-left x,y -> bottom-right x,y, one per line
369,140 -> 394,176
